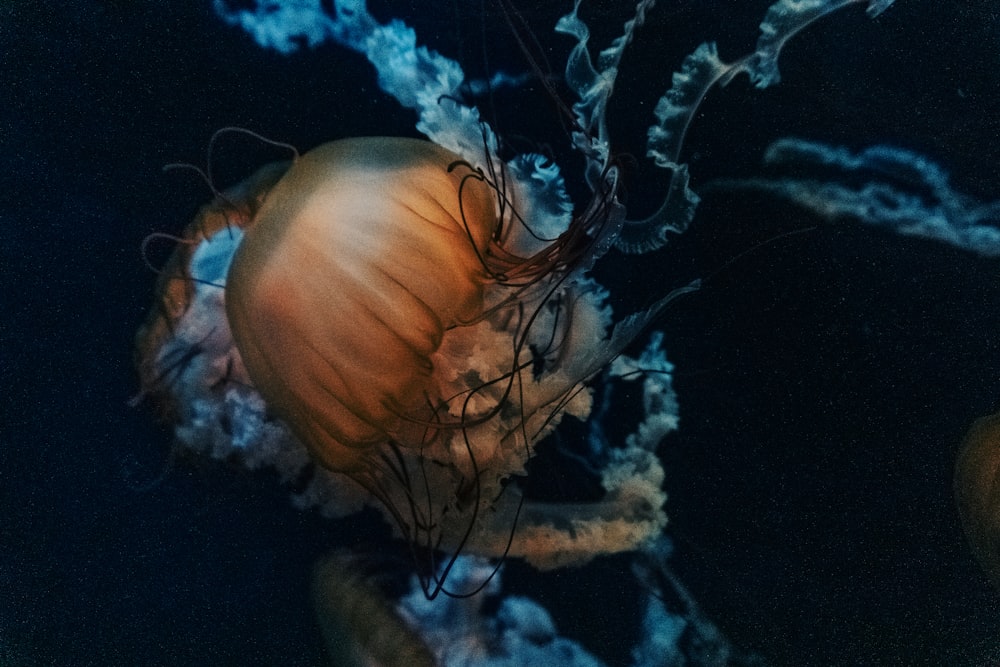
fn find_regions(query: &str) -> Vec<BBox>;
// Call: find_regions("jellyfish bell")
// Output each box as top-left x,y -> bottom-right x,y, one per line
955,410 -> 1000,589
225,137 -> 499,476
133,158 -> 289,422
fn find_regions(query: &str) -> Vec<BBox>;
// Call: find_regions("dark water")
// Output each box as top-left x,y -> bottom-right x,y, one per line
3,1 -> 1000,665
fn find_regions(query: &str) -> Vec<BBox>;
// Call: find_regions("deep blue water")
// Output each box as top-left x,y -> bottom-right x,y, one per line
3,1 -> 1000,665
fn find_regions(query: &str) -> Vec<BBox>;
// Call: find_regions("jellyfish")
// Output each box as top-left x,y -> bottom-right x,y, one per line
311,550 -> 437,667
954,411 -> 1000,589
136,0 -> 896,585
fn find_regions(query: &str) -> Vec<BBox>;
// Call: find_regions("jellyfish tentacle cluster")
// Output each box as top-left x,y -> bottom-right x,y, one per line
714,137 -> 1000,256
556,0 -> 895,254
